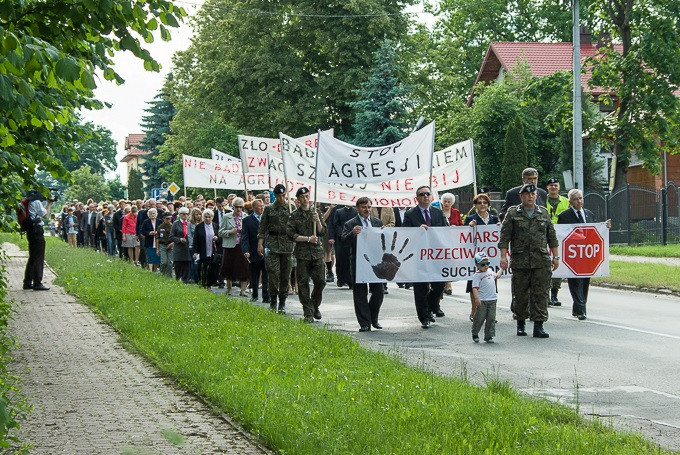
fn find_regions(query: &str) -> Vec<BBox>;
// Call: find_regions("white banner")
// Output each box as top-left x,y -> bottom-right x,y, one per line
182,155 -> 269,190
210,148 -> 240,163
355,223 -> 610,282
278,134 -> 434,207
238,130 -> 332,174
315,122 -> 435,184
429,139 -> 475,190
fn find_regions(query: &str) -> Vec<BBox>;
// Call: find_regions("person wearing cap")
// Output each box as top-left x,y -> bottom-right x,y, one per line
499,168 -> 548,221
258,184 -> 295,313
286,186 -> 327,323
499,183 -> 559,338
157,212 -> 175,277
402,185 -> 449,329
471,252 -> 503,343
544,177 -> 570,307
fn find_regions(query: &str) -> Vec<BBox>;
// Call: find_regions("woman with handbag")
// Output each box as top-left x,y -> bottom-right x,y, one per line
192,209 -> 220,288
218,197 -> 250,296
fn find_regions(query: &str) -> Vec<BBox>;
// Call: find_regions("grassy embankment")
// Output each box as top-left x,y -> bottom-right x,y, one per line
0,234 -> 669,454
610,244 -> 680,257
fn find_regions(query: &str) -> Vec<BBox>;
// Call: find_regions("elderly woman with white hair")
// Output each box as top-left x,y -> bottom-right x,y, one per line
105,203 -> 118,256
192,208 -> 221,288
440,192 -> 463,296
170,206 -> 192,283
218,197 -> 250,296
140,207 -> 161,272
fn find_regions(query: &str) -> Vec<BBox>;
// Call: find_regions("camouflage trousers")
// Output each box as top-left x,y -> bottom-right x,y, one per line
265,252 -> 292,301
296,257 -> 326,317
551,277 -> 562,291
511,267 -> 552,322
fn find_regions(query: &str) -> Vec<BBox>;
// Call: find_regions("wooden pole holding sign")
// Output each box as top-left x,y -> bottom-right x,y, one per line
312,130 -> 321,236
278,133 -> 292,214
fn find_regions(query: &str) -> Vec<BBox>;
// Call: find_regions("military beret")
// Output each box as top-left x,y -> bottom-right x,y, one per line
478,186 -> 490,194
163,213 -> 172,218
273,184 -> 287,195
547,177 -> 560,184
296,187 -> 310,197
519,183 -> 537,194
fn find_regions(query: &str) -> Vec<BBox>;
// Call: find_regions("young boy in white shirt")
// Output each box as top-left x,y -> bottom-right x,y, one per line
471,252 -> 502,343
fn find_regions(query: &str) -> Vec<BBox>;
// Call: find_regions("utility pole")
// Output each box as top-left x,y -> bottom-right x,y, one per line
573,0 -> 584,190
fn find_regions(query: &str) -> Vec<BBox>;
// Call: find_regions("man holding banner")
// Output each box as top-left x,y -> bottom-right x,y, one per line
499,184 -> 559,338
286,187 -> 327,323
402,186 -> 449,329
341,197 -> 384,332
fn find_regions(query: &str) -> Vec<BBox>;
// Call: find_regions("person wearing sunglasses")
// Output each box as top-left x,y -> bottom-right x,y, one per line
471,252 -> 503,343
402,186 -> 449,329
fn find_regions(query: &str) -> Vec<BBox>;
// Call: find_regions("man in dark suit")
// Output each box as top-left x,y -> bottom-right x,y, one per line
136,199 -> 154,267
557,189 -> 611,320
403,186 -> 449,329
327,204 -> 357,288
341,197 -> 384,332
80,203 -> 96,248
112,200 -> 126,259
241,199 -> 269,303
499,167 -> 548,221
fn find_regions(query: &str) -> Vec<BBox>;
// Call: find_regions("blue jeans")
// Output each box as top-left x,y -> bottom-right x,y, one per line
106,228 -> 117,256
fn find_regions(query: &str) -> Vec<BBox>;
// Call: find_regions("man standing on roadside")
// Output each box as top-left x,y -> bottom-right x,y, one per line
403,185 -> 449,329
258,184 -> 293,313
23,190 -> 53,291
499,184 -> 559,338
242,199 -> 269,304
341,197 -> 384,332
328,204 -> 357,288
286,187 -> 327,323
544,177 -> 570,307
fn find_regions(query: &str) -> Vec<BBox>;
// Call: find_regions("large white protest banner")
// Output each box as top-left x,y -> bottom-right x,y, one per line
278,134 -> 432,207
182,155 -> 269,190
355,223 -> 609,283
238,131 -> 331,174
316,122 -> 435,184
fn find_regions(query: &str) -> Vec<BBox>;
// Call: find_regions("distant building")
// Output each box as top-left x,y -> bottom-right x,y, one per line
470,32 -> 679,190
120,133 -> 149,185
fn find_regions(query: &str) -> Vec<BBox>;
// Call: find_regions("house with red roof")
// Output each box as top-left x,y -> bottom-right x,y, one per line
120,133 -> 149,185
469,31 -> 679,190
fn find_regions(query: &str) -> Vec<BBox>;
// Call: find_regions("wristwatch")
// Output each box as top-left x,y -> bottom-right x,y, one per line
552,256 -> 560,260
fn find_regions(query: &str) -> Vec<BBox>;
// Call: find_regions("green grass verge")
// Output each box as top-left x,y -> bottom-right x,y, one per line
610,244 -> 680,257
1,234 -> 668,454
594,261 -> 680,292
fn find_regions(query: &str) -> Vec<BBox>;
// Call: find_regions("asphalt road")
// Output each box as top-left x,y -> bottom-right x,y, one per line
246,279 -> 680,451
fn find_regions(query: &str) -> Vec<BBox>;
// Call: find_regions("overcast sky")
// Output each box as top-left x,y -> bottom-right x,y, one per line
80,2 -> 433,184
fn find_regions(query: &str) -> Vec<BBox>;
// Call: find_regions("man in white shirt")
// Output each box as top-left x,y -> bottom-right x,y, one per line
23,190 -> 53,291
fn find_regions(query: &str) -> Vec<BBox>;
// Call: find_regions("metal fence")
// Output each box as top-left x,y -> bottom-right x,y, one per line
455,182 -> 680,245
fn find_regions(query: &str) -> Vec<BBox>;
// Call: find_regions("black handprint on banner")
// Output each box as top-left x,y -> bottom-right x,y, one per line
363,231 -> 413,280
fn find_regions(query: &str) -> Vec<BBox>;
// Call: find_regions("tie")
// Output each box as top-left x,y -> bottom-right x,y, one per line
424,209 -> 431,226
182,221 -> 187,237
363,218 -> 369,227
576,210 -> 585,223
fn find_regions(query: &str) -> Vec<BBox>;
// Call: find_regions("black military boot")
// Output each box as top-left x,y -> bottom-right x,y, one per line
533,321 -> 549,338
278,296 -> 286,314
549,289 -> 562,306
269,295 -> 277,311
516,320 -> 527,336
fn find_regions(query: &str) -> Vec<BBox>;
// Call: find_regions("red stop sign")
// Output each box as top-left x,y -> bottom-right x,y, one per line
561,226 -> 605,276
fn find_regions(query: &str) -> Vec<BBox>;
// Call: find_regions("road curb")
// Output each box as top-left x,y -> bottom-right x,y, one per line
593,281 -> 680,298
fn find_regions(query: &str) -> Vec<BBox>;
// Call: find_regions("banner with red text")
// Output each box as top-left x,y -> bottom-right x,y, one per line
355,224 -> 609,282
238,130 -> 332,174
182,155 -> 269,190
315,122 -> 435,184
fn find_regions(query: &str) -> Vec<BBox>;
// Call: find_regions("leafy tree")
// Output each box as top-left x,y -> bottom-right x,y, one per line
63,166 -> 111,203
170,0 -> 414,139
350,39 -> 413,147
57,119 -> 118,176
106,176 -> 127,200
501,115 -> 528,193
0,0 -> 186,228
127,168 -> 145,200
588,0 -> 680,187
139,87 -> 175,193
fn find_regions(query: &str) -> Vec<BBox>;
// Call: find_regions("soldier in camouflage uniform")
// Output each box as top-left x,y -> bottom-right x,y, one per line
499,184 -> 559,338
286,186 -> 327,323
258,184 -> 294,313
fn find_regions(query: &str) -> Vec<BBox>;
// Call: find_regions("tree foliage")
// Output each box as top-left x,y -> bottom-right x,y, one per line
350,39 -> 413,147
0,0 -> 185,228
170,0 -> 414,140
57,118 -> 118,176
63,165 -> 111,203
501,115 -> 528,193
139,87 -> 175,193
106,175 -> 127,200
588,0 -> 680,187
127,168 -> 145,200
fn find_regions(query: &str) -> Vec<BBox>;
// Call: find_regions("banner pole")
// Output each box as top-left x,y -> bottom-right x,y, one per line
470,139 -> 478,195
238,139 -> 249,200
312,130 -> 322,236
429,121 -> 435,191
279,133 -> 292,214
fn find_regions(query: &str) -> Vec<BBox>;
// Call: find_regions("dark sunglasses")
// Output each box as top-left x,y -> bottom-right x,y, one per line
479,262 -> 490,267
418,192 -> 431,197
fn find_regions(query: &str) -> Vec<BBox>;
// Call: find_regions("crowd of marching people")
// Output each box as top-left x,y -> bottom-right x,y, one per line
48,167 -> 607,341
